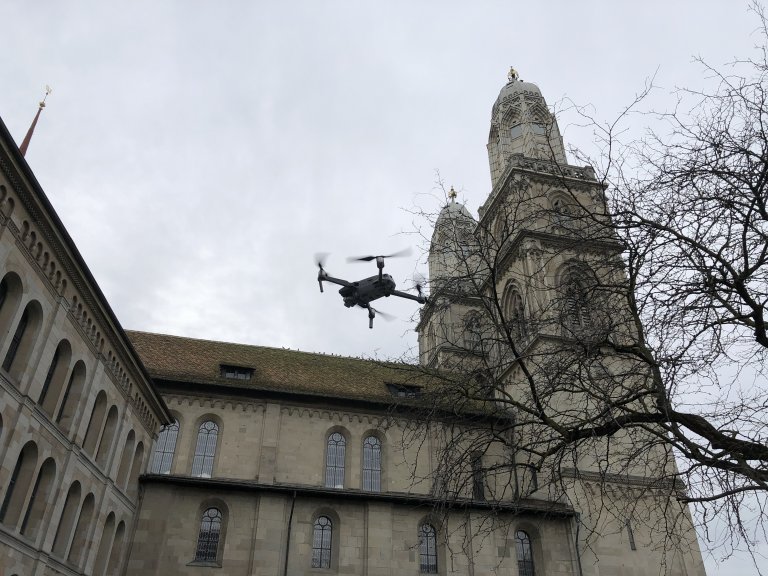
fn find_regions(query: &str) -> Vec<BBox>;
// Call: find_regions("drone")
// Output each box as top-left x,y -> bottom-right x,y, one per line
316,249 -> 427,329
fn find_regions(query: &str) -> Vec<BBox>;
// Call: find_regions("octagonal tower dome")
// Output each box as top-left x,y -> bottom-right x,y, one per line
487,68 -> 567,188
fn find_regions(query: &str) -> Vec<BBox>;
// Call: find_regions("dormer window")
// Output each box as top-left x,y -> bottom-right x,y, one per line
220,365 -> 253,380
386,383 -> 422,399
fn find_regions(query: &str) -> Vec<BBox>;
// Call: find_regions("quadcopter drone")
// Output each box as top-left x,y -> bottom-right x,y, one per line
316,249 -> 427,329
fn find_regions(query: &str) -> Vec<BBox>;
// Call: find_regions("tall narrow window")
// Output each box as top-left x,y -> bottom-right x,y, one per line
194,507 -> 222,563
2,307 -> 28,371
0,442 -> 38,527
515,530 -> 535,576
562,272 -> 592,334
311,516 -> 332,569
419,523 -> 438,573
464,313 -> 482,351
325,432 -> 346,488
362,436 -> 381,492
503,286 -> 527,342
471,454 -> 484,500
191,421 -> 218,478
151,420 -> 179,474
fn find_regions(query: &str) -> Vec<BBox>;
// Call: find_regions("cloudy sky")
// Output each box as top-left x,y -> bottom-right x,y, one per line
1,1 -> 764,571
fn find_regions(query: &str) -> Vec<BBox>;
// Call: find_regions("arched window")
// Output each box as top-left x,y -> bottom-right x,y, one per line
502,284 -> 527,342
105,520 -> 126,575
419,523 -> 438,573
92,512 -> 116,576
194,507 -> 222,563
95,405 -> 119,468
463,313 -> 482,351
38,340 -> 72,417
52,482 -> 81,557
151,420 -> 179,474
362,436 -> 381,492
56,360 -> 86,434
191,421 -> 218,478
515,530 -> 535,576
325,432 -> 346,488
551,194 -> 573,226
3,300 -> 43,380
0,441 -> 38,528
68,493 -> 95,566
311,515 -> 333,568
20,457 -> 57,538
126,442 -> 145,499
83,391 -> 108,456
0,273 -> 23,352
116,430 -> 136,488
562,269 -> 592,335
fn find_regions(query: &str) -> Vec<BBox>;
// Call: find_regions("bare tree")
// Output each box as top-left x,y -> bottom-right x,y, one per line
395,13 -> 768,570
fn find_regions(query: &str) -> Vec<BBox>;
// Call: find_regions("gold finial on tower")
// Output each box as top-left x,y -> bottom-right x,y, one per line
508,67 -> 519,82
448,186 -> 457,202
19,85 -> 52,157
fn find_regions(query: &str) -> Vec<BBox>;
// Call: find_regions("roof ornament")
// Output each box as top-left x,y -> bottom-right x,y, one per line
19,85 -> 52,157
448,186 -> 457,203
508,67 -> 519,83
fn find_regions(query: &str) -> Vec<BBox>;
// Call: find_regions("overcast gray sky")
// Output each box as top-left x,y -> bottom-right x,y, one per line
1,1 -> 764,572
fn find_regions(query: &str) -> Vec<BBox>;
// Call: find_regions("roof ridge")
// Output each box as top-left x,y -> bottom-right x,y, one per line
124,329 -> 414,367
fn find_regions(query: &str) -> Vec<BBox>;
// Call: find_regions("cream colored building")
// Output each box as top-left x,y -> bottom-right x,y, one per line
0,72 -> 707,576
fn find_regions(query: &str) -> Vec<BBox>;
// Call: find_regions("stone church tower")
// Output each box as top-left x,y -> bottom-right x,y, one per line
417,69 -> 707,576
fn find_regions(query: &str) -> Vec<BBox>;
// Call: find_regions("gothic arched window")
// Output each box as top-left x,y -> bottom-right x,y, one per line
362,436 -> 381,492
311,515 -> 333,568
194,507 -> 222,563
151,420 -> 179,474
515,530 -> 535,576
419,523 -> 438,573
464,313 -> 482,351
325,432 -> 346,488
562,270 -> 592,335
191,421 -> 219,478
502,285 -> 527,342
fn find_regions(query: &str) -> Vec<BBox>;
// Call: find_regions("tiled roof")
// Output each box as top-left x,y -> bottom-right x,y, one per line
126,331 -> 426,404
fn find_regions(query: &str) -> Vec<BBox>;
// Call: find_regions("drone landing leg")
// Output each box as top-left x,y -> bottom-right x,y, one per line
367,306 -> 375,329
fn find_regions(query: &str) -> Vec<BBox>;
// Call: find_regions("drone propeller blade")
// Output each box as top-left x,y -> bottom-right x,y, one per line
315,252 -> 329,270
347,247 -> 413,263
370,306 -> 396,322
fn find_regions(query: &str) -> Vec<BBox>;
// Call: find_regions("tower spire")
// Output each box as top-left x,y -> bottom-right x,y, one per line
19,85 -> 52,157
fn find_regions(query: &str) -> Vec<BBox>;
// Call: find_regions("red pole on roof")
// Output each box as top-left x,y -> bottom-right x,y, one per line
19,85 -> 52,157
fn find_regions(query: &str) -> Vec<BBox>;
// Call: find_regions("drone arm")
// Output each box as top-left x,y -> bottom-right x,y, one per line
318,274 -> 354,292
390,289 -> 427,304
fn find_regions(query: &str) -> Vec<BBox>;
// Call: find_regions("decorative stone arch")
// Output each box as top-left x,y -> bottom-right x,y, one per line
92,511 -> 116,576
116,430 -> 135,489
95,404 -> 120,469
37,339 -> 73,417
0,440 -> 39,529
192,498 -> 230,565
52,481 -> 82,557
19,456 -> 57,540
82,390 -> 108,456
56,359 -> 87,435
105,519 -> 126,575
2,298 -> 44,383
126,441 -> 145,500
0,272 -> 23,351
67,491 -> 95,567
323,425 -> 350,489
190,414 -> 222,478
310,507 -> 340,570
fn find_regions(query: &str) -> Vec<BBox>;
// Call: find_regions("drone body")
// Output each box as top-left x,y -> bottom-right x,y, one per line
316,252 -> 426,328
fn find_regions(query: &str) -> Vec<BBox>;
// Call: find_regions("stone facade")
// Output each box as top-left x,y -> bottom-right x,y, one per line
0,72 -> 708,576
